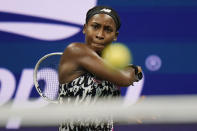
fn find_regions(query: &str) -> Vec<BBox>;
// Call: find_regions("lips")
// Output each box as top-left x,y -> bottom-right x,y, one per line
92,43 -> 105,49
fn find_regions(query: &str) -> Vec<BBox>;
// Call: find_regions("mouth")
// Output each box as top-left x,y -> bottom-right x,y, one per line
92,43 -> 105,49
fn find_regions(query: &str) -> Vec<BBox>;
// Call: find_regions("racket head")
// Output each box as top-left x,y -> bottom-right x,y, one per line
33,52 -> 63,104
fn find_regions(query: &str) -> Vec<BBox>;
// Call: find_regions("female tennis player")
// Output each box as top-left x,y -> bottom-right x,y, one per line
58,5 -> 142,131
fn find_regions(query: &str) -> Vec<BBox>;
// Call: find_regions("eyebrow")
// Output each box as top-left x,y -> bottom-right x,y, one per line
91,21 -> 113,28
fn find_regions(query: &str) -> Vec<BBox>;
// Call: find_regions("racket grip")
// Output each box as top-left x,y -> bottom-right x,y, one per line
128,64 -> 143,81
136,72 -> 143,80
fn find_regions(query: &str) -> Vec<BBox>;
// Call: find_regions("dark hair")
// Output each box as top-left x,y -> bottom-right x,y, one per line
86,5 -> 121,31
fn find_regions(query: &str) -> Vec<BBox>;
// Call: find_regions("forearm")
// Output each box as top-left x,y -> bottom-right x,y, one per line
102,64 -> 136,87
81,58 -> 136,87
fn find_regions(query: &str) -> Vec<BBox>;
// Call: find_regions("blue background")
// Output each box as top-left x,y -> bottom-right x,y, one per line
0,0 -> 197,130
1,0 -> 197,95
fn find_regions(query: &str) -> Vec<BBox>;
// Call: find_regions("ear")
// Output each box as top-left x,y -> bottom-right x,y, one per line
113,31 -> 119,41
82,24 -> 86,34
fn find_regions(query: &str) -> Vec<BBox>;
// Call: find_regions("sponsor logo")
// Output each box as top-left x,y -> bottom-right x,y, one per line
100,8 -> 111,13
0,0 -> 97,41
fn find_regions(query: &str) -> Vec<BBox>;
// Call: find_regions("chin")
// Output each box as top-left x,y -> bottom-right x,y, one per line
92,45 -> 104,52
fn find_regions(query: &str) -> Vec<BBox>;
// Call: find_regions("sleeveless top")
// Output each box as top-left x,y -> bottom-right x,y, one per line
58,72 -> 120,131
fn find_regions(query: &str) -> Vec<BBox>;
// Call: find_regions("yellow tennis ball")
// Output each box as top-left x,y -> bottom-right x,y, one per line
102,43 -> 132,69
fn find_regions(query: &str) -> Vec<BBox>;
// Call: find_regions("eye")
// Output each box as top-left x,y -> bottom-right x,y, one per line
91,24 -> 99,30
104,26 -> 113,33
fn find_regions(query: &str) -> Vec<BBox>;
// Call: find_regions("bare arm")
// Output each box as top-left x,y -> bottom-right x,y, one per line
64,43 -> 137,87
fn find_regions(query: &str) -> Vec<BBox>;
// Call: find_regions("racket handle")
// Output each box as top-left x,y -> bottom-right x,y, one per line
128,64 -> 143,81
136,72 -> 143,80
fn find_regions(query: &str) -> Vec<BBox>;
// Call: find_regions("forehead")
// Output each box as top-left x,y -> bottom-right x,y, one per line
88,14 -> 116,28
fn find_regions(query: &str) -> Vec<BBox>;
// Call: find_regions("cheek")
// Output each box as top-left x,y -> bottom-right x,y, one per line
105,34 -> 116,41
85,30 -> 94,42
103,38 -> 114,45
86,28 -> 95,37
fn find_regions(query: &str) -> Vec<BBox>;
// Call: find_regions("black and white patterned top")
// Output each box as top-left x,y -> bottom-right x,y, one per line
58,72 -> 120,131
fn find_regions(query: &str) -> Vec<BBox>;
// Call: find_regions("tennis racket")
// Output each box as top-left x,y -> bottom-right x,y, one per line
33,52 -> 63,104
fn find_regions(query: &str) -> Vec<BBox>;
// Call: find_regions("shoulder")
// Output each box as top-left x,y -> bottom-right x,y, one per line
64,42 -> 95,57
66,42 -> 86,51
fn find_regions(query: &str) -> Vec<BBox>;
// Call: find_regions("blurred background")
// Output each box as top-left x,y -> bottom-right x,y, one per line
0,0 -> 197,130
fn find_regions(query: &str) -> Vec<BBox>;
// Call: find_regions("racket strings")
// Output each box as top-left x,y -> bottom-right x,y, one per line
36,54 -> 61,101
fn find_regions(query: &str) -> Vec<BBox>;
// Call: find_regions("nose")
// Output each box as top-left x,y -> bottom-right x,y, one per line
96,29 -> 104,40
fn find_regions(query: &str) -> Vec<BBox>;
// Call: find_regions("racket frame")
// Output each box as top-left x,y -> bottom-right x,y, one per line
33,52 -> 63,104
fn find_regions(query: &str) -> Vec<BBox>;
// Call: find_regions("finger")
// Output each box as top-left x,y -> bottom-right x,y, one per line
137,66 -> 142,73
